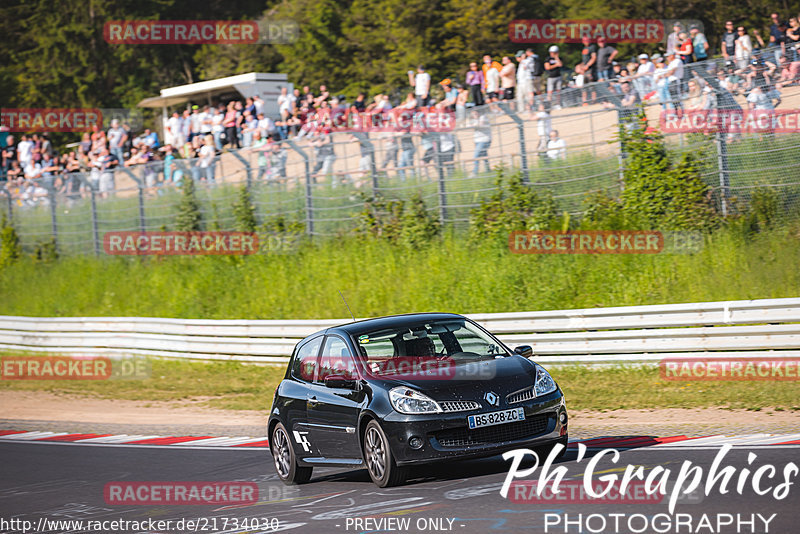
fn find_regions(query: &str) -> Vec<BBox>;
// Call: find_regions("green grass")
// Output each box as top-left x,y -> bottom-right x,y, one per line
2,356 -> 796,412
1,227 -> 799,319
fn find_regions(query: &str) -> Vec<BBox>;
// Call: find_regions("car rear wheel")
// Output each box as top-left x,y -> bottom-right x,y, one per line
271,423 -> 313,485
363,420 -> 407,487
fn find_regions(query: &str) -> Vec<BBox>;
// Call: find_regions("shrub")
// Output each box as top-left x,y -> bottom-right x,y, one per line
0,215 -> 22,267
233,186 -> 258,233
469,168 -> 559,241
174,178 -> 203,231
355,192 -> 439,246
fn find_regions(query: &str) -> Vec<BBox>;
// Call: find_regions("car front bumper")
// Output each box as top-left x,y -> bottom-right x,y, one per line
379,391 -> 567,466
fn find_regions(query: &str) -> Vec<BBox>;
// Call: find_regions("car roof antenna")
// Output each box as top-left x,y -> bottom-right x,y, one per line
338,290 -> 356,322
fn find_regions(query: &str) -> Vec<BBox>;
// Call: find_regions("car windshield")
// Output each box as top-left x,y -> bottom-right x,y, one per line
352,319 -> 508,376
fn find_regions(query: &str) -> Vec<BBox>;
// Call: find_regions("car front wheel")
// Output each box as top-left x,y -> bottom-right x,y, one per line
271,423 -> 313,485
363,420 -> 407,487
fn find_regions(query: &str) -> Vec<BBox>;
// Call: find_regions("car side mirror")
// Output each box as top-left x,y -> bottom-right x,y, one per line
324,375 -> 359,389
514,345 -> 533,358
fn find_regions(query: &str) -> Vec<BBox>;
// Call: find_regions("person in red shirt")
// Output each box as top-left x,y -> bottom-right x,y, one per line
676,31 -> 694,63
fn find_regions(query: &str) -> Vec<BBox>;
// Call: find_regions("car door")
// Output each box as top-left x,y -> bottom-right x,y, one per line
306,335 -> 365,460
285,335 -> 323,459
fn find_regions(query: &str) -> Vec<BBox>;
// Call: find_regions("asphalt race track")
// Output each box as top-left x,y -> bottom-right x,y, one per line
1,438 -> 799,534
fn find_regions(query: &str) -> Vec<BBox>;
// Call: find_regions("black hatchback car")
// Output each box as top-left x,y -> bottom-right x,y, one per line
268,313 -> 568,487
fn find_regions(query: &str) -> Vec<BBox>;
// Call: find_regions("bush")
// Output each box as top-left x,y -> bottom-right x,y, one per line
0,215 -> 21,267
618,114 -> 719,232
174,178 -> 203,232
233,186 -> 258,233
355,192 -> 440,246
469,168 -> 559,241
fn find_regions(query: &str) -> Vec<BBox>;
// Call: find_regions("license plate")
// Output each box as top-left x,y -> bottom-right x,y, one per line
467,407 -> 525,429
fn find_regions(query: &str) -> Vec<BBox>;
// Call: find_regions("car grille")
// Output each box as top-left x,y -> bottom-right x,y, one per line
432,414 -> 550,448
507,387 -> 536,404
440,400 -> 481,413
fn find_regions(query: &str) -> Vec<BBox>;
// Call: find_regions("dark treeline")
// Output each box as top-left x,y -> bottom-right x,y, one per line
2,0 -> 798,109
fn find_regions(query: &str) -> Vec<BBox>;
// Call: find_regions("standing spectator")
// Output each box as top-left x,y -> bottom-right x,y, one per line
666,23 -> 683,56
470,109 -> 491,176
211,106 -> 224,150
544,45 -> 563,108
528,48 -> 544,98
166,111 -> 181,147
787,18 -> 800,61
293,88 -> 303,110
189,105 -> 203,142
278,86 -> 293,117
180,109 -> 192,147
397,127 -> 415,180
408,65 -> 431,107
676,31 -> 694,63
465,62 -> 485,106
96,147 -> 117,198
580,35 -> 598,82
253,95 -> 265,117
634,54 -> 655,99
17,135 -> 33,168
199,105 -> 213,141
437,79 -> 458,111
350,133 -> 374,186
312,125 -> 337,183
769,13 -> 786,63
546,130 -> 566,161
223,102 -> 239,149
197,134 -> 216,182
455,85 -> 469,122
379,129 -> 398,173
721,21 -> 738,61
691,25 -> 710,62
516,50 -> 534,111
735,27 -> 753,68
664,52 -> 685,110
2,135 -> 16,178
535,101 -> 551,158
596,38 -> 617,81
485,61 -> 501,103
500,56 -> 516,101
250,131 -> 270,181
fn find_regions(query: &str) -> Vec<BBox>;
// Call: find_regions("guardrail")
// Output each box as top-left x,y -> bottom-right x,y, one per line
1,298 -> 799,365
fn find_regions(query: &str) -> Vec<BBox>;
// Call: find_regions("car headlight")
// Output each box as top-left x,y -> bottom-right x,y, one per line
534,365 -> 557,396
389,387 -> 442,414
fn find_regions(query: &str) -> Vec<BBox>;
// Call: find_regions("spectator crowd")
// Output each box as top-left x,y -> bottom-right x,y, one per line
4,10 -> 800,207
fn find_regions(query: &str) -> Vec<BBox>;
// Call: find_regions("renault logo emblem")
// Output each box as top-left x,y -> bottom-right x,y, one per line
484,391 -> 500,407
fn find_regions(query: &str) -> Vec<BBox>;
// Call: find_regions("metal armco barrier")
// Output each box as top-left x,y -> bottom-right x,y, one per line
0,298 -> 799,365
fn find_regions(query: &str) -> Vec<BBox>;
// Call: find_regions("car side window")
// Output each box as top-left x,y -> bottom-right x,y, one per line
317,336 -> 357,383
291,336 -> 322,382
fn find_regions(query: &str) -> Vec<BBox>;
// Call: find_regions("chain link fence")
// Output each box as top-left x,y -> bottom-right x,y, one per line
3,55 -> 800,254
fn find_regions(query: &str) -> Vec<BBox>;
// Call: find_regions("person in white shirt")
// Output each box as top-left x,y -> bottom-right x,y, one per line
196,134 -> 216,182
277,87 -> 293,116
253,95 -> 266,117
516,50 -> 534,112
211,107 -> 224,150
535,102 -> 552,156
166,112 -> 181,147
546,130 -> 566,160
470,110 -> 492,176
17,135 -> 33,168
735,27 -> 753,69
634,53 -> 656,98
408,65 -> 431,107
485,66 -> 500,103
662,52 -> 685,110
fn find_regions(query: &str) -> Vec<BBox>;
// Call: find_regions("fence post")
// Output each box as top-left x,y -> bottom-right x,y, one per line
285,139 -> 314,237
434,139 -> 447,227
5,191 -> 11,223
499,103 -> 529,183
715,131 -> 730,217
48,187 -> 58,250
90,185 -> 100,256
